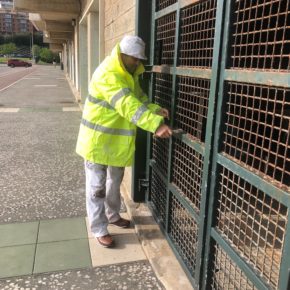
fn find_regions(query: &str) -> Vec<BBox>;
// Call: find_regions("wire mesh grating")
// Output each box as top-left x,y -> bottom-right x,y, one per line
222,82 -> 290,190
152,137 -> 170,178
171,138 -> 204,212
153,73 -> 173,112
150,168 -> 167,228
230,0 -> 290,71
210,244 -> 258,290
216,166 -> 288,289
168,193 -> 198,274
176,76 -> 210,143
155,12 -> 176,65
155,0 -> 177,12
179,0 -> 217,68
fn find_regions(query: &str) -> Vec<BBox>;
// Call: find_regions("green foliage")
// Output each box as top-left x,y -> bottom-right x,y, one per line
39,47 -> 54,63
0,43 -> 16,56
32,45 -> 41,57
0,32 -> 48,47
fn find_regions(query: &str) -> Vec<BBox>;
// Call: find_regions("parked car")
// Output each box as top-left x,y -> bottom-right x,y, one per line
7,59 -> 32,68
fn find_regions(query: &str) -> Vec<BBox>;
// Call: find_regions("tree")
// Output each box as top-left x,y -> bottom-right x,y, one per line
32,45 -> 41,57
39,47 -> 54,63
0,43 -> 16,57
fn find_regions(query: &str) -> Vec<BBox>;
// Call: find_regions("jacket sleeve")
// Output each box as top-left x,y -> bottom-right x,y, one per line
90,73 -> 164,134
139,93 -> 162,113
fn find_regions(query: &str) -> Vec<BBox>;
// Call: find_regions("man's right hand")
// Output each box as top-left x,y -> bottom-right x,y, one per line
155,124 -> 172,138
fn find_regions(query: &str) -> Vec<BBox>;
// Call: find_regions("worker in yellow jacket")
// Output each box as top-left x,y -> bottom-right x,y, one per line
76,35 -> 172,247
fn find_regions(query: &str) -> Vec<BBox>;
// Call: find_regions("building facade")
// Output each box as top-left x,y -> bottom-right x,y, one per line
0,0 -> 33,34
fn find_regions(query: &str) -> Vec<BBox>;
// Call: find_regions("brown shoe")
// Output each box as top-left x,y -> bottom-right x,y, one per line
97,234 -> 114,247
110,217 -> 130,228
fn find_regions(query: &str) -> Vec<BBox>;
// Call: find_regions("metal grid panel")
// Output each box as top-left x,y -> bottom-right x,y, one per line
222,82 -> 290,190
155,12 -> 176,65
150,168 -> 167,228
155,0 -> 177,12
171,139 -> 204,212
176,76 -> 210,143
152,138 -> 170,178
216,166 -> 288,289
230,0 -> 290,71
179,0 -> 217,68
153,73 -> 173,112
210,244 -> 258,290
168,193 -> 198,273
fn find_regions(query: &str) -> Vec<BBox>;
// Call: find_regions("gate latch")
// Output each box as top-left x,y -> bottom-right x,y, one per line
138,178 -> 149,191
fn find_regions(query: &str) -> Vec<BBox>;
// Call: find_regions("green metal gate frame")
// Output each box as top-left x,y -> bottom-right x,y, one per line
135,0 -> 290,289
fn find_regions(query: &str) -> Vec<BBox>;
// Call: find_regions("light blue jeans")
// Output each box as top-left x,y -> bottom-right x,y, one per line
85,160 -> 125,237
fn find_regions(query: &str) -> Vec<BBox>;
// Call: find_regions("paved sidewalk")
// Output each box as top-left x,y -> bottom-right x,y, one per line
0,65 -> 165,289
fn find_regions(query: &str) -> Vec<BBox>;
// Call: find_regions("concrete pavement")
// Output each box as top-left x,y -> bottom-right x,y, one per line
0,65 -> 165,289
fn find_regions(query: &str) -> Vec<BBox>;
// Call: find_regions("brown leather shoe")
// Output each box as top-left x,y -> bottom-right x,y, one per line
110,217 -> 130,228
97,234 -> 114,247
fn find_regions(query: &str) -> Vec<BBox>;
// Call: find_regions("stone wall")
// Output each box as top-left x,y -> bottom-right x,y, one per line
104,0 -> 136,56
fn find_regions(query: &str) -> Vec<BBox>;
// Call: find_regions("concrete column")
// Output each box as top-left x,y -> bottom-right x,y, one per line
87,12 -> 99,81
74,22 -> 79,92
99,0 -> 105,62
79,23 -> 88,102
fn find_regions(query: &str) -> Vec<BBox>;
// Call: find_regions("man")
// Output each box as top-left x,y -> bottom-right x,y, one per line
76,35 -> 172,247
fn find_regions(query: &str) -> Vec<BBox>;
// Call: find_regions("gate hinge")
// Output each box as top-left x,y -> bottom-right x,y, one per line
138,178 -> 149,191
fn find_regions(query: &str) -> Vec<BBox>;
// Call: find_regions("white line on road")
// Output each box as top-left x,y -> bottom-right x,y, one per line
0,108 -> 19,113
23,78 -> 41,80
34,85 -> 57,87
0,69 -> 36,93
62,107 -> 81,112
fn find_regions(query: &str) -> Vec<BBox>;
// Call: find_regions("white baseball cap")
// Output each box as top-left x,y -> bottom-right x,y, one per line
119,35 -> 147,60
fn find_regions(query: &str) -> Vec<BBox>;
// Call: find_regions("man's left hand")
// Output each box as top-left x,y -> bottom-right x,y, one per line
157,108 -> 170,119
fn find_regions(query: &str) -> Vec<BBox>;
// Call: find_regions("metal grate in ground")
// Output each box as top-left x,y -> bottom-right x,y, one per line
179,0 -> 217,68
155,12 -> 176,65
176,76 -> 210,143
230,0 -> 290,71
223,82 -> 290,190
216,166 -> 288,289
171,139 -> 204,212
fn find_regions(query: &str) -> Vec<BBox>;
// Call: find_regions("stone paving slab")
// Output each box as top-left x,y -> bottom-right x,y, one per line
0,261 -> 165,290
34,239 -> 91,274
0,244 -> 35,279
38,217 -> 87,243
0,221 -> 38,247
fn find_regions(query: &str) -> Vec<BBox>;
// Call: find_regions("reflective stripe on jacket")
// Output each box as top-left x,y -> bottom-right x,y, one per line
76,43 -> 163,167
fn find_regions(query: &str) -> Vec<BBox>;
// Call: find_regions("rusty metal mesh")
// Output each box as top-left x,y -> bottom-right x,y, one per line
152,138 -> 169,179
153,73 -> 173,112
169,194 -> 198,273
179,0 -> 217,68
230,0 -> 290,71
155,0 -> 177,12
216,166 -> 288,289
223,82 -> 290,191
150,168 -> 167,228
171,139 -> 204,212
176,76 -> 210,143
155,12 -> 176,65
211,244 -> 258,290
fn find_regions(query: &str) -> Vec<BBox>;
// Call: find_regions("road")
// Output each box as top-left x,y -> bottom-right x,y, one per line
0,65 -> 36,91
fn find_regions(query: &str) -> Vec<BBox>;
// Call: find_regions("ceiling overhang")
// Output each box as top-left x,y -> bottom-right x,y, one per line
14,0 -> 80,45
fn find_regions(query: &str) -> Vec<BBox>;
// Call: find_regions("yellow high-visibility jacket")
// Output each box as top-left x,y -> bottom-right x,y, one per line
76,43 -> 164,167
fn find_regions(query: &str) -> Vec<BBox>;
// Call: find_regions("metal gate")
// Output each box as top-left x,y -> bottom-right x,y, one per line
135,0 -> 290,289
